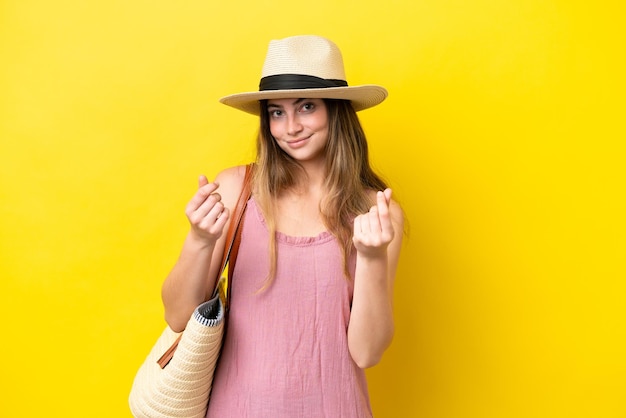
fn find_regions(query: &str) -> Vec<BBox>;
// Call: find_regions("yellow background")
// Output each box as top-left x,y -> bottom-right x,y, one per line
1,0 -> 624,417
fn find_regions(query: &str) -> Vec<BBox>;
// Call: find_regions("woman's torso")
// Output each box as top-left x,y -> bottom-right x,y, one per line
206,197 -> 372,418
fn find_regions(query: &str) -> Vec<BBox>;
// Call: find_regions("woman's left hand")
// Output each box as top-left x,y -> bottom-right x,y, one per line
352,188 -> 395,258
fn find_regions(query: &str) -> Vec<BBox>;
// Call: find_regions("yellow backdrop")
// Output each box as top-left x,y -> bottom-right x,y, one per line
1,0 -> 624,417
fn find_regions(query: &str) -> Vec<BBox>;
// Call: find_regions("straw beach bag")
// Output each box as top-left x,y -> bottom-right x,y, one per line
129,164 -> 253,418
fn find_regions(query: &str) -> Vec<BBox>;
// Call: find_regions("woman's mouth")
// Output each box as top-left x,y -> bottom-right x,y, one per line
286,136 -> 310,148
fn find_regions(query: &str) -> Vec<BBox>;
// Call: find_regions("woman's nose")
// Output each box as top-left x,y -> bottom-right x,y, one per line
287,115 -> 303,136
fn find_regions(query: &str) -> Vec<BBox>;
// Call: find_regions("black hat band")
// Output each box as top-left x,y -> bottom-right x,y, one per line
259,74 -> 348,91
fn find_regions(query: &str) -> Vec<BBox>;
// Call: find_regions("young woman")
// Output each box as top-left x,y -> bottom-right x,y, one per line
161,35 -> 404,417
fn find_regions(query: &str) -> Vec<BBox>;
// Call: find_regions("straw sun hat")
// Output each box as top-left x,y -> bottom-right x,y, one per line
219,35 -> 388,115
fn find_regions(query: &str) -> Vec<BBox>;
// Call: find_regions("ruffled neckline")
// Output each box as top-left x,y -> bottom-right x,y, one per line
248,197 -> 334,246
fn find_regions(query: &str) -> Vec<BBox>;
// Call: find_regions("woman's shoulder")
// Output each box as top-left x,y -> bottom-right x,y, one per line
214,164 -> 251,207
214,165 -> 248,183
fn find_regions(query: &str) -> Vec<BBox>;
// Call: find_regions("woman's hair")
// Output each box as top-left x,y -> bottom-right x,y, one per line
253,99 -> 388,286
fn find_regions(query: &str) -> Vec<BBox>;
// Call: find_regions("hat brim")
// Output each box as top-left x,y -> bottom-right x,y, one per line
219,85 -> 387,116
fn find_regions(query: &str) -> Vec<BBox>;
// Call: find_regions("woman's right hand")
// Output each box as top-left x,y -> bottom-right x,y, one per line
185,175 -> 230,245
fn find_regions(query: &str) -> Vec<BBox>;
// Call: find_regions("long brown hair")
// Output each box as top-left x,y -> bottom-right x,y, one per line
253,99 -> 388,285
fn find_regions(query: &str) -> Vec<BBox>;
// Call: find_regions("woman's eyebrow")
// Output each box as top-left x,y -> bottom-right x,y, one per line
267,98 -> 309,109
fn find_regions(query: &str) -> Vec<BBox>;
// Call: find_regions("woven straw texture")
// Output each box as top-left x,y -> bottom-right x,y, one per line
219,35 -> 388,115
260,35 -> 346,80
129,298 -> 224,418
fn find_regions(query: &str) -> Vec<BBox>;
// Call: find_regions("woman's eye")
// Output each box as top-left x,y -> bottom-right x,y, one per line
269,110 -> 283,118
300,102 -> 315,112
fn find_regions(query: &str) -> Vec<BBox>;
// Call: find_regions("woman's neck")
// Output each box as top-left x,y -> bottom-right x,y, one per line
275,163 -> 327,237
293,159 -> 326,193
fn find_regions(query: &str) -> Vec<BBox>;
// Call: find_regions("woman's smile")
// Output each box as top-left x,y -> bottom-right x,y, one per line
285,135 -> 312,148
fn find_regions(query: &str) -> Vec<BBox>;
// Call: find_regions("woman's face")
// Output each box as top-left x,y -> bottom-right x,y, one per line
267,98 -> 329,164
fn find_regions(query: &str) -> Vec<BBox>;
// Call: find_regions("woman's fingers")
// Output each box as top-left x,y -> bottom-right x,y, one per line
353,190 -> 395,255
383,188 -> 392,204
186,181 -> 219,213
194,191 -> 223,220
377,189 -> 394,240
198,175 -> 209,188
207,206 -> 230,233
185,176 -> 230,241
368,204 -> 382,233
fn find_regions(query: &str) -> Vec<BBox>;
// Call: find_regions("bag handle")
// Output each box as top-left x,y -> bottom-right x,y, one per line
211,163 -> 253,310
218,163 -> 253,291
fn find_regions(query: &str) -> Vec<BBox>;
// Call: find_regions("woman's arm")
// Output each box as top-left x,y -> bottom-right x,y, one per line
161,165 -> 246,332
348,189 -> 404,368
